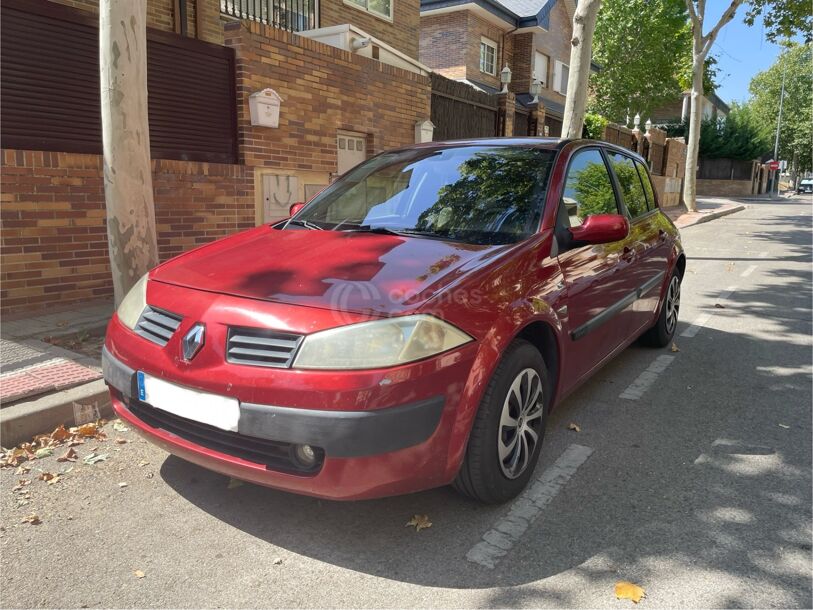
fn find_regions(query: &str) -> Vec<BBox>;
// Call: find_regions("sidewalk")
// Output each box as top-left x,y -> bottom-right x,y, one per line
664,196 -> 748,229
1,301 -> 113,446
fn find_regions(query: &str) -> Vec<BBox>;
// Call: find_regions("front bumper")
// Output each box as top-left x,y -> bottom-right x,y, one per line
103,347 -> 445,459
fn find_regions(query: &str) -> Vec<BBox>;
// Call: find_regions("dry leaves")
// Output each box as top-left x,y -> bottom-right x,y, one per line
0,422 -> 107,469
405,514 -> 432,531
115,437 -> 128,445
82,452 -> 109,465
568,423 -> 581,433
133,570 -> 145,579
57,448 -> 78,463
670,343 -> 680,353
113,420 -> 129,433
21,514 -> 41,526
615,581 -> 646,604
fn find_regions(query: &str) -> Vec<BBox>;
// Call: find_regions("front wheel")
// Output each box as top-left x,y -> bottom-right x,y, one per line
640,270 -> 681,347
453,340 -> 550,504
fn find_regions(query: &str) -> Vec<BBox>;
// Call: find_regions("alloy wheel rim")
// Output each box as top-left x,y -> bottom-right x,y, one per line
665,276 -> 681,334
498,368 -> 544,479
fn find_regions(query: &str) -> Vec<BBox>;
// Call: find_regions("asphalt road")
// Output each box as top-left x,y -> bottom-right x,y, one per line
2,196 -> 811,609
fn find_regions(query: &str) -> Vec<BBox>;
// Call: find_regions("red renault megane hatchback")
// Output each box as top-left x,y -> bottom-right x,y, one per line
103,138 -> 684,503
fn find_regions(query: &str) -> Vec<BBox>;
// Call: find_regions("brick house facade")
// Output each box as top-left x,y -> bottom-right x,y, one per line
419,0 -> 580,136
0,0 -> 430,312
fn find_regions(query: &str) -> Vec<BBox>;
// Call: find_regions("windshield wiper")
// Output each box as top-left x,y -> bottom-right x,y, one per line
285,218 -> 323,231
343,226 -> 444,239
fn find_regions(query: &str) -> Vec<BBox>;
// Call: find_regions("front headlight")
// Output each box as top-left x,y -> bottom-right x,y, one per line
116,273 -> 148,330
292,314 -> 472,370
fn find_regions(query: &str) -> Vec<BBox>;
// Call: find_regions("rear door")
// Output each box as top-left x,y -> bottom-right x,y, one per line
555,147 -> 638,388
605,151 -> 669,336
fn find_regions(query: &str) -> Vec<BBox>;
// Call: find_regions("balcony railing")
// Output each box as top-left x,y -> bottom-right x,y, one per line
221,0 -> 317,33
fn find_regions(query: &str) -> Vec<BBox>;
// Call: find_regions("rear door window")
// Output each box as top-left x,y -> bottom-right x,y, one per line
635,160 -> 657,210
607,152 -> 649,218
562,148 -> 620,227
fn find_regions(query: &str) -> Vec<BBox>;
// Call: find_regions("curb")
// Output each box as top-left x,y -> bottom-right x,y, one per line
675,204 -> 746,229
0,379 -> 112,448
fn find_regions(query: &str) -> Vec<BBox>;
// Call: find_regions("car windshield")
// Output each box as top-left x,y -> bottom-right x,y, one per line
288,145 -> 556,245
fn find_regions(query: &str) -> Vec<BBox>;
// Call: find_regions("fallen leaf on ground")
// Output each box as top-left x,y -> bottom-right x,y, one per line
615,581 -> 646,603
115,437 -> 128,445
137,460 -> 150,467
50,425 -> 71,443
133,570 -> 145,579
82,453 -> 108,465
227,478 -> 244,489
67,438 -> 85,447
568,423 -> 581,432
671,342 -> 680,353
272,558 -> 283,565
15,465 -> 31,475
118,482 -> 128,488
714,303 -> 725,309
405,514 -> 432,531
12,479 -> 31,492
34,447 -> 53,459
74,423 -> 100,437
113,421 -> 129,433
57,448 -> 78,463
47,475 -> 61,485
38,472 -> 55,482
21,514 -> 41,525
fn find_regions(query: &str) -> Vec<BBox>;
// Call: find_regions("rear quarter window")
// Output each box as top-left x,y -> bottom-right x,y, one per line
635,160 -> 657,211
607,152 -> 649,218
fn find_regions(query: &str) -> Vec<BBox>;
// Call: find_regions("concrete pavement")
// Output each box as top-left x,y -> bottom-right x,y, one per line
1,196 -> 810,608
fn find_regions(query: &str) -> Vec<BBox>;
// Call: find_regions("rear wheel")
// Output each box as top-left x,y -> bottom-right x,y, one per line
453,340 -> 549,504
640,269 -> 681,347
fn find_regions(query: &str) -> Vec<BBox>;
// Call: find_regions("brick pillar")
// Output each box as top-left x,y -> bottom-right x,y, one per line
529,101 -> 546,136
498,91 -> 516,137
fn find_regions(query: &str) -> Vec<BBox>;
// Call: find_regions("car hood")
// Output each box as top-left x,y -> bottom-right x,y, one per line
151,226 -> 508,316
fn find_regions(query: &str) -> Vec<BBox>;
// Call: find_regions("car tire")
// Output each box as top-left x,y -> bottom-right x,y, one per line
640,268 -> 681,347
453,339 -> 550,504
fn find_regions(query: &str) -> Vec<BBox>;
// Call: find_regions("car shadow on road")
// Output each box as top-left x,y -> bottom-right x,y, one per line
159,315 -> 812,607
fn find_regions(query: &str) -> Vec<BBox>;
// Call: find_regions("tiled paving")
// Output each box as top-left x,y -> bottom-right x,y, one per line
0,301 -> 111,405
665,197 -> 746,229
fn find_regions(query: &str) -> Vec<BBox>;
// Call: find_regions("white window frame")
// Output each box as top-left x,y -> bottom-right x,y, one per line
343,0 -> 393,21
534,51 -> 549,88
479,36 -> 497,76
553,60 -> 569,94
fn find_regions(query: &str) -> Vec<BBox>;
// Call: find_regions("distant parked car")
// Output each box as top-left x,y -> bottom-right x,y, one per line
797,179 -> 813,194
103,138 -> 684,504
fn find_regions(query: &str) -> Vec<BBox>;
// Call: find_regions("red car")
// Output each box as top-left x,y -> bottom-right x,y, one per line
103,138 -> 684,503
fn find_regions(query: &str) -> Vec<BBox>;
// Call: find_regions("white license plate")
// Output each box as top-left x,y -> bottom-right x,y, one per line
137,371 -> 239,432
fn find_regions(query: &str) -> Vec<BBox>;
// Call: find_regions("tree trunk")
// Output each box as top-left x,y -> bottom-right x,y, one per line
100,0 -> 159,306
561,0 -> 602,139
682,38 -> 705,213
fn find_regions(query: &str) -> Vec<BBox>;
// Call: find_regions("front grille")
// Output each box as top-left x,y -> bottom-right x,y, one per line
127,399 -> 323,475
226,327 -> 304,368
135,306 -> 183,347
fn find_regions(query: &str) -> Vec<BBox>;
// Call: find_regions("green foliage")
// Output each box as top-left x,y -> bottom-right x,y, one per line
583,113 -> 609,140
658,104 -> 771,161
588,0 -> 692,122
676,55 -> 721,94
747,42 -> 813,171
744,0 -> 812,43
567,161 -> 618,219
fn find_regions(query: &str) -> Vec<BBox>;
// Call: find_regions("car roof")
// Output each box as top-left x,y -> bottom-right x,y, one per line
401,137 -> 649,164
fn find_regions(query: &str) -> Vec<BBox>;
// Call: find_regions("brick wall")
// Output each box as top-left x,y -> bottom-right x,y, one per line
509,33 -> 533,95
49,0 -> 223,44
226,21 -> 431,173
1,151 -> 253,312
419,13 -> 468,80
464,13 -> 510,91
532,1 -> 571,107
320,0 -> 421,59
696,179 -> 754,197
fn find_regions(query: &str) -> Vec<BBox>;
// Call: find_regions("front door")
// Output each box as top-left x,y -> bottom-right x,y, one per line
556,147 -> 639,389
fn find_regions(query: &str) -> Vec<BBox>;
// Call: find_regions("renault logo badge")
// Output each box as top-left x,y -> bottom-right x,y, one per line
182,324 -> 205,361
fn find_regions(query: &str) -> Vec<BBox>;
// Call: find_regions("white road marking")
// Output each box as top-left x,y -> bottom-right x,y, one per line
758,251 -> 769,258
619,355 -> 675,400
465,444 -> 593,569
740,265 -> 758,278
681,285 -> 737,338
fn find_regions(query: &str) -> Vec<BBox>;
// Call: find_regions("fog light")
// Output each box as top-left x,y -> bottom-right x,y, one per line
293,444 -> 317,467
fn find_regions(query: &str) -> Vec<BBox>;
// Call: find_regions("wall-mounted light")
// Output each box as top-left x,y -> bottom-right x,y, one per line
529,79 -> 541,104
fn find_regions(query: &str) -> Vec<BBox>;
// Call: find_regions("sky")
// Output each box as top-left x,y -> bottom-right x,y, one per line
708,7 -> 786,105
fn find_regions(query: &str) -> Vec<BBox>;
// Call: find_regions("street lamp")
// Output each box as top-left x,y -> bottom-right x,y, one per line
500,65 -> 512,93
529,79 -> 541,104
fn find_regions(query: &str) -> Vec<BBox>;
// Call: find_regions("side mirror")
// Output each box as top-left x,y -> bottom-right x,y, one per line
568,214 -> 629,245
289,202 -> 305,217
